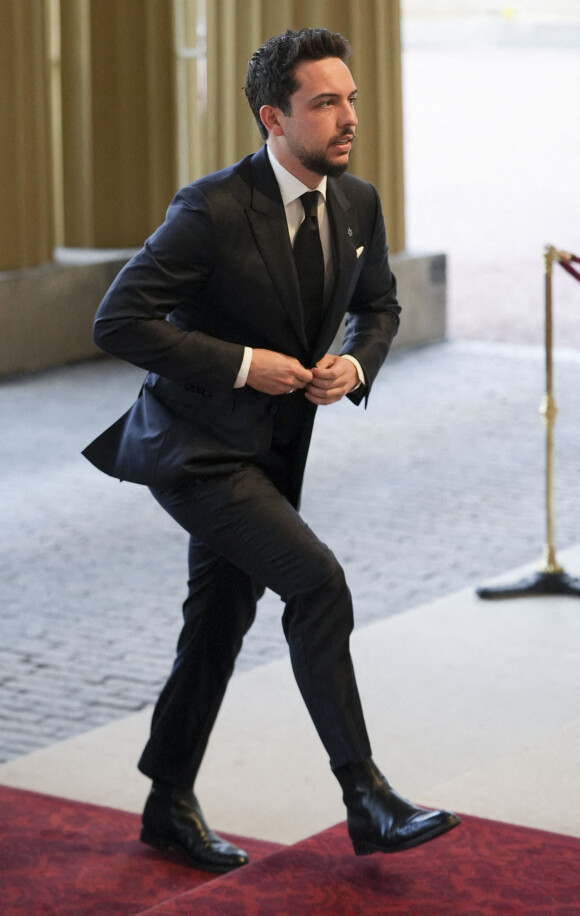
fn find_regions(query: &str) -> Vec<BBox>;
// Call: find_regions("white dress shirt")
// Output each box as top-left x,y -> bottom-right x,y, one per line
234,146 -> 364,389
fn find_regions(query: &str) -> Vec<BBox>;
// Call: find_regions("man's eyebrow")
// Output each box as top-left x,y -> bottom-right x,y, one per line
310,89 -> 359,101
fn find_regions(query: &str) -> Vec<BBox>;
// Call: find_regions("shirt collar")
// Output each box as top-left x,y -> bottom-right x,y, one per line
266,145 -> 327,206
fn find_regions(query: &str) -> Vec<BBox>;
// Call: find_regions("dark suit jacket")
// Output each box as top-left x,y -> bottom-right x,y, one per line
83,146 -> 400,506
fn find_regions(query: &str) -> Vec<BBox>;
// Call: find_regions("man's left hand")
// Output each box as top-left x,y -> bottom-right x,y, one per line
304,355 -> 358,405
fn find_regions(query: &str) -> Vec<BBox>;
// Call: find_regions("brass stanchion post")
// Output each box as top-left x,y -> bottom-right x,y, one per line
477,246 -> 580,599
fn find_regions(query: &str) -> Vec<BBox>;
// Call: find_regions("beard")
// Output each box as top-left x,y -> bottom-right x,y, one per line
299,151 -> 349,179
288,132 -> 355,178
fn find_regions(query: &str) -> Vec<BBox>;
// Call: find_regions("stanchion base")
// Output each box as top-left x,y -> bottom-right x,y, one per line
477,570 -> 580,600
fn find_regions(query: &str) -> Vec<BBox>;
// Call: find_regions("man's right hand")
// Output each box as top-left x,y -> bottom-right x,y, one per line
246,349 -> 313,396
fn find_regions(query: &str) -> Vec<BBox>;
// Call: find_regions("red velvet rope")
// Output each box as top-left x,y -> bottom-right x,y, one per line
558,253 -> 580,283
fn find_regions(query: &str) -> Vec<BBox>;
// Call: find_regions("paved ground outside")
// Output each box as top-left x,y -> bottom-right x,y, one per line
1,11 -> 579,763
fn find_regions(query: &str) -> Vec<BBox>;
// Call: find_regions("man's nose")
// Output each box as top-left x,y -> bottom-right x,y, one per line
339,102 -> 357,127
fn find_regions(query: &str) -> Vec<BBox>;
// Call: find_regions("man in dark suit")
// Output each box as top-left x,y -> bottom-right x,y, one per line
84,28 -> 459,873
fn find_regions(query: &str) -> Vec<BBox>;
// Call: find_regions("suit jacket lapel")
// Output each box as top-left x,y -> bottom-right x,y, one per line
246,147 -> 308,349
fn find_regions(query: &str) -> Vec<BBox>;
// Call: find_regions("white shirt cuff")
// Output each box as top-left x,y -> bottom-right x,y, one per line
234,346 -> 253,388
341,354 -> 365,391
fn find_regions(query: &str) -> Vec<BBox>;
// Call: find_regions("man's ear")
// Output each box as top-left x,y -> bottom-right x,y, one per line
260,104 -> 284,136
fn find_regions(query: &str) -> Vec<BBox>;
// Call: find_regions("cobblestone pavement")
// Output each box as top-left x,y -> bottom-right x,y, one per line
2,14 -> 580,763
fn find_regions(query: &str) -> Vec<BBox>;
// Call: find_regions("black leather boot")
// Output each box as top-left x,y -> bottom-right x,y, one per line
334,759 -> 460,855
140,781 -> 249,873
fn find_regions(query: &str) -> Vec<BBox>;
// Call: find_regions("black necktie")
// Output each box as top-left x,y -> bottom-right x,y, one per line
293,191 -> 324,344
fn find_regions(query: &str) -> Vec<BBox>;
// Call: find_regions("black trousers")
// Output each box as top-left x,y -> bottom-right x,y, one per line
138,462 -> 372,788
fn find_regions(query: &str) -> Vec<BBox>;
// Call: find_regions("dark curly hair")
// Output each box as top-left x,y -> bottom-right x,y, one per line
244,28 -> 351,142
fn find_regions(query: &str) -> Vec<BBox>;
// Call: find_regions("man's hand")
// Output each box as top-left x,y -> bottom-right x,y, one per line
246,349 -> 313,395
305,355 -> 358,405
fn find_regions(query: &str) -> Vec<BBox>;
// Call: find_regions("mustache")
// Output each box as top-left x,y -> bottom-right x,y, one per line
330,129 -> 356,144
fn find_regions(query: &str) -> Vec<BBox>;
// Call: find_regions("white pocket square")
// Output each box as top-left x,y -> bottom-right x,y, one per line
356,246 -> 364,259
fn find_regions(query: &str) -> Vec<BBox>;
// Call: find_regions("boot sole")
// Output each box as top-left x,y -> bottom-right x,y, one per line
140,826 -> 245,874
352,814 -> 461,856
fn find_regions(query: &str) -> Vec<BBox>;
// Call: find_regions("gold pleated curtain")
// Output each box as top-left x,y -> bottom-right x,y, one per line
0,0 -> 54,269
0,0 -> 404,270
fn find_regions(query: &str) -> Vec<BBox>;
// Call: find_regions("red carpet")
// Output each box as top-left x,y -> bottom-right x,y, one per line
1,785 -> 579,914
0,786 -> 283,915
